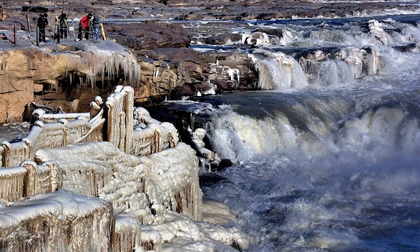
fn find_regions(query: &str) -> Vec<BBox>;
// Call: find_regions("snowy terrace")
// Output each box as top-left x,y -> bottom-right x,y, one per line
0,86 -> 201,251
0,86 -> 178,168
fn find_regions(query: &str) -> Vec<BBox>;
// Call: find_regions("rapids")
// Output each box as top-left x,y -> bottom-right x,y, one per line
1,9 -> 420,252
193,13 -> 420,252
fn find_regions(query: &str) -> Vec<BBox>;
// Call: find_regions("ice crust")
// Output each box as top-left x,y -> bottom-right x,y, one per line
0,190 -> 113,252
0,86 -> 249,251
72,40 -> 141,88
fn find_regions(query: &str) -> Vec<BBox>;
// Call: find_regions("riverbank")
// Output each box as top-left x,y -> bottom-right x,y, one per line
1,1 -> 419,124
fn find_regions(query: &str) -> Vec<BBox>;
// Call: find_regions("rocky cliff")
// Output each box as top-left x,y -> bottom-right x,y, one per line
0,34 -> 141,123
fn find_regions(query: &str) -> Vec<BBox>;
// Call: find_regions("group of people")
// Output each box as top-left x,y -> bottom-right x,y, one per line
36,11 -> 102,43
78,12 -> 102,41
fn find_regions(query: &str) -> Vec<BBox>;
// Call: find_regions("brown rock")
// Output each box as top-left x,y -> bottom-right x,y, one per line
193,81 -> 217,95
172,84 -> 195,99
0,40 -> 140,123
107,21 -> 190,50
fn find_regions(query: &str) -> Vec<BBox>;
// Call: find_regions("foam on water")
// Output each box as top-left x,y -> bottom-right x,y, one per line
202,108 -> 420,251
198,14 -> 420,251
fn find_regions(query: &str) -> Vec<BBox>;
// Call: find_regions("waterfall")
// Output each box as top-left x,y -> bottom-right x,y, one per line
193,13 -> 420,252
203,91 -> 420,163
249,49 -> 308,90
200,89 -> 420,252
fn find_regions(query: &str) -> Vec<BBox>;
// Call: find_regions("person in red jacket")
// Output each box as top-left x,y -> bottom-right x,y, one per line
78,13 -> 93,40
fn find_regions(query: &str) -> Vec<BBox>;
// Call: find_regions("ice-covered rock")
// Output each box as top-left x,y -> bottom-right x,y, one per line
189,128 -> 221,171
0,40 -> 140,123
0,86 -> 248,251
0,190 -> 114,252
368,19 -> 389,45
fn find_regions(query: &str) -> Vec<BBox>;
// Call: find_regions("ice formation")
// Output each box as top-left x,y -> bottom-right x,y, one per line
208,61 -> 240,89
244,31 -> 271,46
0,86 -> 249,251
249,43 -> 381,90
368,19 -> 389,45
250,49 -> 308,90
74,41 -> 141,88
189,127 -> 221,172
0,190 -> 113,252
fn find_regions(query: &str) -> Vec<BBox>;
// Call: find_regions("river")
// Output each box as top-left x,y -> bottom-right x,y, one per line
1,10 -> 420,252
193,13 -> 420,252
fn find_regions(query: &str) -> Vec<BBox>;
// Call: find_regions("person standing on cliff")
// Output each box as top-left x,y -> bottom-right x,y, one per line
91,13 -> 101,41
58,12 -> 68,39
78,13 -> 92,41
37,12 -> 48,42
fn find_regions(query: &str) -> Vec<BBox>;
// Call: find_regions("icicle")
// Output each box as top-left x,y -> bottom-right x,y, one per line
101,62 -> 105,89
69,72 -> 73,85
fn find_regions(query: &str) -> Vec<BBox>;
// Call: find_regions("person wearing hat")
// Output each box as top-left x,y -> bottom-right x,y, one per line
37,12 -> 49,42
78,13 -> 92,40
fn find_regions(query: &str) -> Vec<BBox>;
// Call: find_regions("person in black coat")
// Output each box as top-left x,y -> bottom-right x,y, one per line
58,12 -> 68,39
37,12 -> 48,42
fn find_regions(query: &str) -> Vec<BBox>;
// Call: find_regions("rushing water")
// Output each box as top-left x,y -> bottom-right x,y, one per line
194,13 -> 420,251
1,9 -> 419,252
